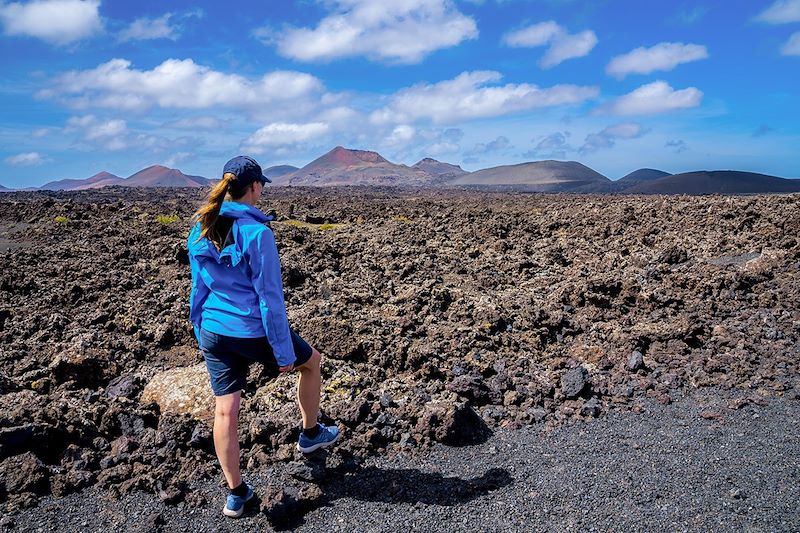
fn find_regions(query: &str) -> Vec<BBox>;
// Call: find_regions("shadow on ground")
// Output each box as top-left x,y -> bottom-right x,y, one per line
259,459 -> 513,530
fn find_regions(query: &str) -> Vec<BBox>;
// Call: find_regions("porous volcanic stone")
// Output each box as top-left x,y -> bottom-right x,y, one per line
561,367 -> 589,399
140,363 -> 214,420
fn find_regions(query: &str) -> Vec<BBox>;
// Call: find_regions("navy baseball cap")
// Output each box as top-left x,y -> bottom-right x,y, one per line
222,155 -> 271,185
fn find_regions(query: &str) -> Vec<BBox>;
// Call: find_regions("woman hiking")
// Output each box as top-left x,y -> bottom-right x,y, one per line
187,155 -> 339,518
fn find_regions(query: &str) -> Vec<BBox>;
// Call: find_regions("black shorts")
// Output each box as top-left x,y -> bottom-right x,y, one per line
199,327 -> 313,396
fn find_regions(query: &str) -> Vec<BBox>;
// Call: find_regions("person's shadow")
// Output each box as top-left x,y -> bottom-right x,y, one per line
253,453 -> 513,530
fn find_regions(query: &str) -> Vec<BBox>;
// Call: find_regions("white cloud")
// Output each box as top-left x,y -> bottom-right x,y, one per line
269,0 -> 478,64
425,141 -> 460,156
385,124 -> 416,146
40,58 -> 325,114
580,122 -> 646,153
0,0 -> 101,45
524,131 -> 574,159
504,21 -> 597,68
5,152 -> 45,166
119,13 -> 176,42
164,116 -> 225,130
606,42 -> 709,79
604,81 -> 703,115
64,114 -> 172,151
241,122 -> 330,154
756,0 -> 800,24
118,9 -> 202,42
31,127 -> 52,138
163,152 -> 191,168
782,31 -> 800,55
370,70 -> 598,125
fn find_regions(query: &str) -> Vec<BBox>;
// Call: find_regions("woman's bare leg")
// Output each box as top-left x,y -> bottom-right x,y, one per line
296,349 -> 321,429
213,391 -> 242,488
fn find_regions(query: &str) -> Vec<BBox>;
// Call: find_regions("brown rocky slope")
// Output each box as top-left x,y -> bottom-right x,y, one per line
0,188 -> 798,515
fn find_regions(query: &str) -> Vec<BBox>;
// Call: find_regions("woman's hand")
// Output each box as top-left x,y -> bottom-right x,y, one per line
279,364 -> 294,373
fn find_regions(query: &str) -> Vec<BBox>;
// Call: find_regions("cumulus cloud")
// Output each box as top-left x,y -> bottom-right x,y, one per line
465,135 -> 510,156
782,31 -> 800,55
606,42 -> 709,79
580,122 -> 647,154
268,0 -> 478,64
39,58 -> 325,115
0,0 -> 102,45
119,9 -> 203,42
756,0 -> 800,24
5,152 -> 45,166
504,21 -> 598,68
64,114 -> 172,151
119,13 -> 177,42
370,70 -> 598,125
164,116 -> 226,130
603,81 -> 703,115
384,124 -> 416,146
524,131 -> 574,159
240,122 -> 330,154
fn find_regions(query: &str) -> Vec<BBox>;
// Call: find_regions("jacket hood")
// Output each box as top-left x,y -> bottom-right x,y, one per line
188,201 -> 272,266
219,201 -> 271,222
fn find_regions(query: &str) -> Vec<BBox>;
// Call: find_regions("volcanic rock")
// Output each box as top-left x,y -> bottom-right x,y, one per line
415,400 -> 489,446
140,363 -> 214,420
0,452 -> 49,496
561,367 -> 589,399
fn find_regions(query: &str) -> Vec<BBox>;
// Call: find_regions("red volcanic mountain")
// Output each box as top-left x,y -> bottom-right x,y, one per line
623,170 -> 800,195
39,167 -> 209,190
40,171 -> 124,191
275,146 -> 435,186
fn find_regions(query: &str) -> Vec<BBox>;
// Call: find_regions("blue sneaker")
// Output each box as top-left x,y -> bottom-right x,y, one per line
223,483 -> 254,518
297,423 -> 340,453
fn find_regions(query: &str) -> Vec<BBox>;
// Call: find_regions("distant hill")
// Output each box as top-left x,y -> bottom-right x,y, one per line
0,184 -> 11,192
276,146 -> 434,186
122,165 -> 208,188
448,160 -> 610,191
412,158 -> 468,182
624,171 -> 800,195
618,168 -> 671,182
40,171 -> 123,191
264,165 -> 298,181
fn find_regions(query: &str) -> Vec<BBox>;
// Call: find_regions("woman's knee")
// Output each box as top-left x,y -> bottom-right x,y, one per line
214,392 -> 241,419
298,349 -> 321,372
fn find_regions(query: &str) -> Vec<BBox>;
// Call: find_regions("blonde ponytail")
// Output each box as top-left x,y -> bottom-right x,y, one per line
196,172 -> 236,249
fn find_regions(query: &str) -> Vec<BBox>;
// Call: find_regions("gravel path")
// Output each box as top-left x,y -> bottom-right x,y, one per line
6,388 -> 799,533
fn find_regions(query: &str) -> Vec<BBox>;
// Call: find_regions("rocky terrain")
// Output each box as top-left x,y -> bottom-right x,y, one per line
0,188 -> 798,525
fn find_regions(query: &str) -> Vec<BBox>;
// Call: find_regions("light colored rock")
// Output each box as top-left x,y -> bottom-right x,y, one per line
141,363 -> 214,420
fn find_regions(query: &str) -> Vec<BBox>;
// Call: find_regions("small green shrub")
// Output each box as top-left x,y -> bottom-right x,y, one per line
54,215 -> 69,224
156,214 -> 179,225
393,215 -> 412,224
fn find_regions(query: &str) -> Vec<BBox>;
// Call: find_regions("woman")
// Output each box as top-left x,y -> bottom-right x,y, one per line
188,155 -> 339,518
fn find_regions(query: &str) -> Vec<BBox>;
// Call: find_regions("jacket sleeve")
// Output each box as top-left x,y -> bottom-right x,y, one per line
188,231 -> 210,346
247,226 -> 296,367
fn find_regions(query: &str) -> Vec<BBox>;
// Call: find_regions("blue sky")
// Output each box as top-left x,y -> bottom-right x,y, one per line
1,0 -> 799,188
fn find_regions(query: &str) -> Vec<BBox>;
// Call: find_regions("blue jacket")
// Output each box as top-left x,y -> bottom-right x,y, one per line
187,201 -> 295,367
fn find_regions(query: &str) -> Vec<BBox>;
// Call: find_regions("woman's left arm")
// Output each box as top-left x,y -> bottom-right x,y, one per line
247,227 -> 297,368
